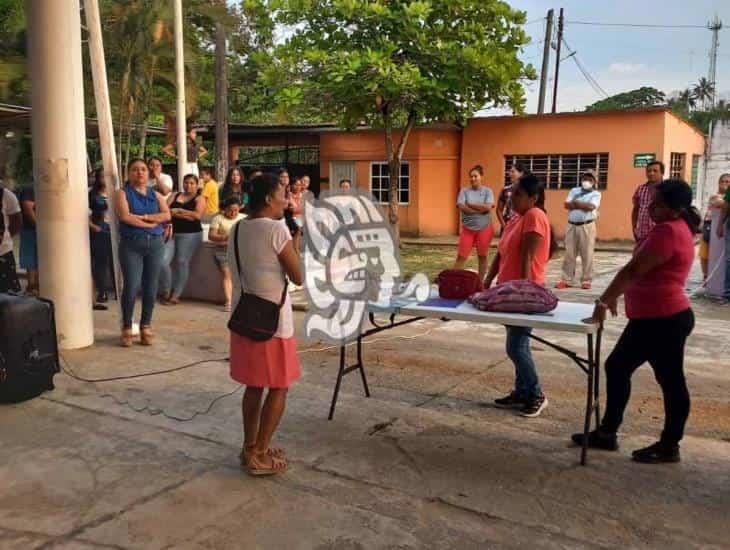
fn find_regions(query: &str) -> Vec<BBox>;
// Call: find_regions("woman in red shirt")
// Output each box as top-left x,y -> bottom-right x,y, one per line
484,173 -> 557,418
573,179 -> 699,464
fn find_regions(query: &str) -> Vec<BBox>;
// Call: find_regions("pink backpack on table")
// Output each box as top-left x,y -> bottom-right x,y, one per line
468,279 -> 558,314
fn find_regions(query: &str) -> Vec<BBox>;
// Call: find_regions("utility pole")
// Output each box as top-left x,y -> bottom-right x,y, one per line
707,15 -> 722,109
84,0 -> 123,322
214,22 -> 229,185
173,0 -> 187,190
537,9 -> 554,114
27,0 -> 94,348
551,8 -> 564,114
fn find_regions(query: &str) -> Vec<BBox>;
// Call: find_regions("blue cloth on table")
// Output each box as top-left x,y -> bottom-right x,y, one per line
419,297 -> 464,308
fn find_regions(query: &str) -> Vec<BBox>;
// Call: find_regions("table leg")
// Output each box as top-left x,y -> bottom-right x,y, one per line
357,336 -> 371,398
581,333 -> 596,466
594,328 -> 602,428
328,346 -> 347,421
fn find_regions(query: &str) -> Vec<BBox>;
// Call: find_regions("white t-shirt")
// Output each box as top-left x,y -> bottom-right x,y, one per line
227,217 -> 293,339
148,173 -> 174,198
1,188 -> 21,256
210,212 -> 245,246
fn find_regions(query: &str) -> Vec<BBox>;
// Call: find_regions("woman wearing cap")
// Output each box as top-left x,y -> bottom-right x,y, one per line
556,169 -> 602,290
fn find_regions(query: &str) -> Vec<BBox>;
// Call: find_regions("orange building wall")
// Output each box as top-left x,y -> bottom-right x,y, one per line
318,110 -> 705,240
660,111 -> 706,182
319,128 -> 461,236
460,111 -> 687,240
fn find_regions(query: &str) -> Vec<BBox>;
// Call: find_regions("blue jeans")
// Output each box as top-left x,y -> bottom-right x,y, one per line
158,238 -> 175,295
119,234 -> 165,328
170,232 -> 202,297
505,326 -> 542,399
725,222 -> 730,299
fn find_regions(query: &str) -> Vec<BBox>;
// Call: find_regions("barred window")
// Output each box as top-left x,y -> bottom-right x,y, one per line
670,153 -> 686,180
371,162 -> 410,204
504,153 -> 609,190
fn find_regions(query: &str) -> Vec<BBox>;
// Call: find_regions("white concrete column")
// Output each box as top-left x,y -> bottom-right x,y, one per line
173,0 -> 187,189
27,0 -> 94,349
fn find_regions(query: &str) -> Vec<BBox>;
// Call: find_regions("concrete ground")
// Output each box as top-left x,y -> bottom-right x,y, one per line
1,251 -> 729,549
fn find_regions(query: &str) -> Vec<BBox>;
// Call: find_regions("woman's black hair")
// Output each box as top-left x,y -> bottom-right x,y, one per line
223,166 -> 244,191
221,196 -> 241,209
127,157 -> 147,172
512,162 -> 528,175
182,173 -> 199,186
656,179 -> 701,234
92,167 -> 104,192
147,156 -> 163,165
248,173 -> 281,213
517,173 -> 558,258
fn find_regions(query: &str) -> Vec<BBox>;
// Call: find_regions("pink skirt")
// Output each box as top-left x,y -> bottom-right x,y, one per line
229,332 -> 301,389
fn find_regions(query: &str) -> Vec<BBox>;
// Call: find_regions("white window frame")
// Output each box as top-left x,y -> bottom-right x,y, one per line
504,153 -> 610,190
369,161 -> 410,205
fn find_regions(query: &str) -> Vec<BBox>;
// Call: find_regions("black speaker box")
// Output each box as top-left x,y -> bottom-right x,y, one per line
0,293 -> 60,403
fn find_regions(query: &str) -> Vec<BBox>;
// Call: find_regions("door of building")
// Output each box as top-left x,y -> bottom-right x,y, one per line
329,161 -> 357,191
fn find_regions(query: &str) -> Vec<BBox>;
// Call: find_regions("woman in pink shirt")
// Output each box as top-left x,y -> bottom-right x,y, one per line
484,173 -> 557,418
573,179 -> 699,464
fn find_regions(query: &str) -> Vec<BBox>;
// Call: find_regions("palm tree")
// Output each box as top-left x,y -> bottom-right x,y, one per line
692,78 -> 715,110
677,89 -> 697,111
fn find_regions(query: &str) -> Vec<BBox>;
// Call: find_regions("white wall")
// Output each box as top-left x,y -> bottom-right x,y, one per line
703,119 -> 730,207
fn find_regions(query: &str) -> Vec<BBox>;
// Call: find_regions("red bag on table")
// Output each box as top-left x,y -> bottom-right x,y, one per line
468,279 -> 558,314
436,269 -> 484,300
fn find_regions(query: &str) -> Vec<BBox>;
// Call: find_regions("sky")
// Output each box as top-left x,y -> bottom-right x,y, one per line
505,0 -> 730,114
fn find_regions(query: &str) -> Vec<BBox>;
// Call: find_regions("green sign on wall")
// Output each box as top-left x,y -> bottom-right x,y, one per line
633,153 -> 656,168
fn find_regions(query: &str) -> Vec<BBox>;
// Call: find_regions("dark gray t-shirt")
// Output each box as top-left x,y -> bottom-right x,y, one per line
457,186 -> 494,231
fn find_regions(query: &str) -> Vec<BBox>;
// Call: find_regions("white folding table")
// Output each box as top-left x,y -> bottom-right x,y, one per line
327,296 -> 603,465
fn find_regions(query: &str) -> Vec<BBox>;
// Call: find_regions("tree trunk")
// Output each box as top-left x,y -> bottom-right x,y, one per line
383,109 -> 417,244
117,59 -> 131,180
214,22 -> 229,184
138,116 -> 149,158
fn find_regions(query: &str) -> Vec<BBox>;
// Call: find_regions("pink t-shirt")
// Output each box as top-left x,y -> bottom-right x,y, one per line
497,207 -> 551,285
624,218 -> 693,319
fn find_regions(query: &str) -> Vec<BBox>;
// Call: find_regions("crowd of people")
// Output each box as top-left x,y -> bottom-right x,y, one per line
453,160 -> 720,464
1,149 -> 729,474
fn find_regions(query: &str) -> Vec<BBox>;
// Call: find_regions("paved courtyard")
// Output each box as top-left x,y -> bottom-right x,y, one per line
1,250 -> 728,549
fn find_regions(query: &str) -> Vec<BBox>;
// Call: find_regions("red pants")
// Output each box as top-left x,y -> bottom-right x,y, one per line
457,225 -> 494,257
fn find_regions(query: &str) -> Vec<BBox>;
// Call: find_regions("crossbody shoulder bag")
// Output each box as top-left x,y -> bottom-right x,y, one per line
227,220 -> 288,341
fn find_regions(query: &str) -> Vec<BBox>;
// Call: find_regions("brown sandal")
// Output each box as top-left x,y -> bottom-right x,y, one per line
240,445 -> 285,468
120,328 -> 133,347
140,326 -> 153,346
247,451 -> 288,476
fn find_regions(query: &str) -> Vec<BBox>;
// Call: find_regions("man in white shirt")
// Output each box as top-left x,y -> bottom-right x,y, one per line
556,169 -> 602,290
0,183 -> 22,293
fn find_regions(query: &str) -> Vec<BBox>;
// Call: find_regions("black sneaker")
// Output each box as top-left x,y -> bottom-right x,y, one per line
632,441 -> 680,464
93,303 -> 108,311
494,392 -> 527,409
97,291 -> 109,303
520,394 -> 548,418
571,429 -> 619,451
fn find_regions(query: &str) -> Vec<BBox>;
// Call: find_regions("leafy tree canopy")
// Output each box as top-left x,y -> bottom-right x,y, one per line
254,0 -> 535,128
586,87 -> 666,112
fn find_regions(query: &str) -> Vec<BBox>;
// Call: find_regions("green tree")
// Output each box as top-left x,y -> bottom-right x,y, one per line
256,0 -> 534,233
0,0 -> 27,103
586,87 -> 666,111
692,77 -> 715,110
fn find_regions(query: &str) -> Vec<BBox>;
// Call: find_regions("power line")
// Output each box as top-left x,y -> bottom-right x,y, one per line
566,20 -> 709,29
561,38 -> 609,99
